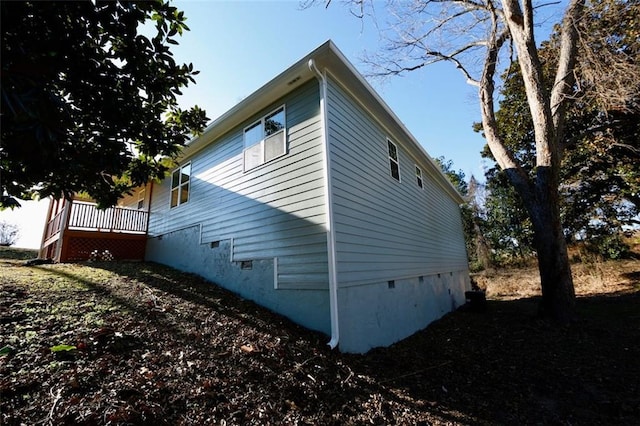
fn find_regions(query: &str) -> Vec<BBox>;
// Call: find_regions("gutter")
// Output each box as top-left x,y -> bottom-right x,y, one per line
309,58 -> 340,350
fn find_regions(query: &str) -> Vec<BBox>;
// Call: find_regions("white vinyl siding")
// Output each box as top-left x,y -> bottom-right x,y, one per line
326,76 -> 468,287
148,80 -> 328,289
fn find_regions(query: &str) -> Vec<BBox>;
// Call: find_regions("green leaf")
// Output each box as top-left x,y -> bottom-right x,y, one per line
1,1 -> 208,208
50,344 -> 77,352
0,345 -> 14,356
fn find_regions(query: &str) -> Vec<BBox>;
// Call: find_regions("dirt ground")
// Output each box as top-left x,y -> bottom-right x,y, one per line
1,247 -> 639,425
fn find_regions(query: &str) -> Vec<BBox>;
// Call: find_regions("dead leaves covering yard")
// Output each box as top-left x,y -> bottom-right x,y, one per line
1,249 -> 639,425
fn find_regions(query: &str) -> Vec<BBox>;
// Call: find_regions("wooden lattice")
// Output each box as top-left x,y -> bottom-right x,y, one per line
64,235 -> 146,262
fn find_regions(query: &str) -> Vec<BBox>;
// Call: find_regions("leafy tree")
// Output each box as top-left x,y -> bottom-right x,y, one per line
434,157 -> 468,196
480,0 -> 639,260
467,176 -> 495,270
0,221 -> 20,246
435,158 -> 494,271
313,0 -> 639,322
1,1 -> 208,208
483,169 -> 535,261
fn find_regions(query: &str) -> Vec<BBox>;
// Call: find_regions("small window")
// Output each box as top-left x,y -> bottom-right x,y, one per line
170,163 -> 191,208
415,166 -> 424,189
137,189 -> 146,210
243,106 -> 286,171
388,139 -> 400,181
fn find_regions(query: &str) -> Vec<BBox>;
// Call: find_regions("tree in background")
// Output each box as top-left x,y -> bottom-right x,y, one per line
0,221 -> 20,247
434,157 -> 468,196
1,1 -> 208,209
480,0 -> 639,260
434,157 -> 491,271
436,156 -> 495,271
314,0 -> 639,322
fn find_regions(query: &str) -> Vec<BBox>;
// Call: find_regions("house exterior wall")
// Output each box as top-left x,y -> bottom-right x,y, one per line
146,225 -> 330,334
146,79 -> 331,334
325,75 -> 470,352
118,183 -> 150,211
337,271 -> 469,353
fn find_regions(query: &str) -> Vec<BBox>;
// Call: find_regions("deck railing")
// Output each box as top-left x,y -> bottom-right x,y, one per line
44,200 -> 148,242
68,201 -> 148,233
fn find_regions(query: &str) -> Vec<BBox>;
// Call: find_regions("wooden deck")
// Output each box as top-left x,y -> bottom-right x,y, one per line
40,199 -> 149,262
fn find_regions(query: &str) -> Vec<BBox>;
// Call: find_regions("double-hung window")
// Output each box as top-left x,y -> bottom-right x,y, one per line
387,139 -> 401,181
137,189 -> 146,209
244,106 -> 286,171
415,166 -> 424,189
170,163 -> 191,208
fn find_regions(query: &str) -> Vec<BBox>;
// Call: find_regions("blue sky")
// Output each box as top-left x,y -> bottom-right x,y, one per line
170,0 -> 488,178
2,0 -> 564,249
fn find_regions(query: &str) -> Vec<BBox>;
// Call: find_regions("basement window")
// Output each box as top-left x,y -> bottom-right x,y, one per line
388,280 -> 395,289
210,241 -> 220,249
240,260 -> 253,270
387,139 -> 400,181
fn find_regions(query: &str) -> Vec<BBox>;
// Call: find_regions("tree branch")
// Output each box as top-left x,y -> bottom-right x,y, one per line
478,3 -> 531,194
551,0 -> 585,151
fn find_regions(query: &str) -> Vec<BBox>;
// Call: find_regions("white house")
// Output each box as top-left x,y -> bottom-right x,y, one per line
144,40 -> 470,353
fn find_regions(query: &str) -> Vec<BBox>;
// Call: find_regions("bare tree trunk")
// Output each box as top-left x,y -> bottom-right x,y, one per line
528,169 -> 576,322
473,218 -> 494,270
497,0 -> 582,323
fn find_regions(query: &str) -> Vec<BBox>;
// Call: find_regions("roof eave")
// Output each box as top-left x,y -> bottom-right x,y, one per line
178,40 -> 465,204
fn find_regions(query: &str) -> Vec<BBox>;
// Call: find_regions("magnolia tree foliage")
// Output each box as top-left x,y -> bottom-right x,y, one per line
1,1 -> 208,208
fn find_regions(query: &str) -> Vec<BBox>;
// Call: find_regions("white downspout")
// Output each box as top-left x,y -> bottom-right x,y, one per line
309,59 -> 340,350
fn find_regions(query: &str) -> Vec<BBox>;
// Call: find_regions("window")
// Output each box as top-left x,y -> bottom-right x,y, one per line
170,163 -> 191,208
244,106 -> 286,171
387,139 -> 400,181
415,166 -> 424,189
137,189 -> 146,210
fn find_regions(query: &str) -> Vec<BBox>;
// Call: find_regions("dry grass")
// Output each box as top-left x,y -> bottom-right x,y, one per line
475,259 -> 639,300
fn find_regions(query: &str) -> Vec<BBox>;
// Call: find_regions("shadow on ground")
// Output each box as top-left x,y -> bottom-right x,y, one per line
2,259 -> 639,425
104,261 -> 640,424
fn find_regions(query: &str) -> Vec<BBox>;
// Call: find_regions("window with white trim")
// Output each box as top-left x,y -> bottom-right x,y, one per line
137,189 -> 146,209
170,163 -> 191,208
415,166 -> 424,189
387,139 -> 400,181
244,106 -> 286,171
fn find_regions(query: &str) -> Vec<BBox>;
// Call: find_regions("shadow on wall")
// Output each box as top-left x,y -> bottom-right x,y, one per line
145,170 -> 332,339
143,125 -> 469,353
